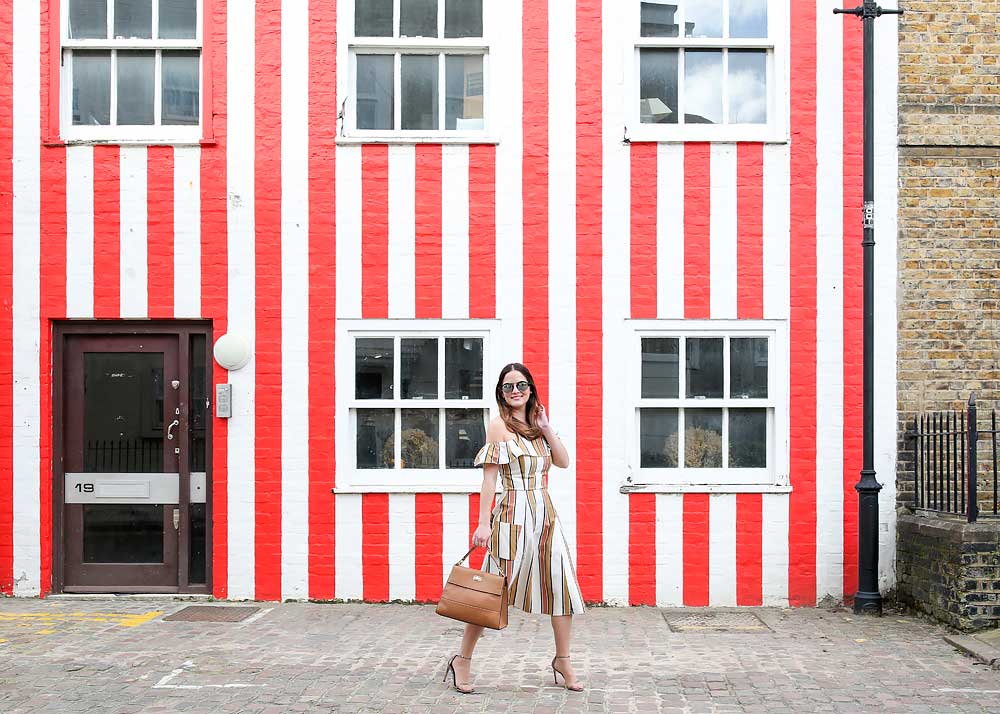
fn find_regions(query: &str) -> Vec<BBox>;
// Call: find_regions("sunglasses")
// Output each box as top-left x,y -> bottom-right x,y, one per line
500,381 -> 532,393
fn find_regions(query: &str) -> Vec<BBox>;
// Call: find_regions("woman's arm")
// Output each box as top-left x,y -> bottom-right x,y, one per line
535,405 -> 570,468
471,465 -> 498,547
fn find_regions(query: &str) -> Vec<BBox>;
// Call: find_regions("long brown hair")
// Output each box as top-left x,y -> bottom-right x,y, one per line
495,363 -> 542,440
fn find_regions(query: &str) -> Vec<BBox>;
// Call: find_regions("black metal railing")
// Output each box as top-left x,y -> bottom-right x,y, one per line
85,439 -> 164,473
911,395 -> 1000,523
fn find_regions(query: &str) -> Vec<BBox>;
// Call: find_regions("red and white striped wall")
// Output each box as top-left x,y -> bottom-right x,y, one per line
0,0 -> 899,603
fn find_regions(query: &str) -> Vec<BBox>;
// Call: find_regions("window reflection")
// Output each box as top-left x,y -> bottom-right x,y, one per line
640,408 -> 678,467
401,338 -> 438,399
729,409 -> 766,467
685,408 -> 722,467
445,338 -> 483,399
72,51 -> 112,125
117,51 -> 155,125
401,409 -> 439,468
357,55 -> 395,130
357,409 -> 395,468
162,52 -> 200,125
639,49 -> 678,124
683,50 -> 723,124
445,55 -> 484,130
70,0 -> 108,39
685,0 -> 722,38
114,0 -> 151,39
686,338 -> 723,399
640,2 -> 679,37
446,410 -> 486,468
356,0 -> 393,36
401,55 -> 439,130
728,50 -> 767,124
730,337 -> 768,398
641,338 -> 679,398
401,0 -> 438,37
356,338 -> 394,398
445,0 -> 482,38
730,0 -> 768,38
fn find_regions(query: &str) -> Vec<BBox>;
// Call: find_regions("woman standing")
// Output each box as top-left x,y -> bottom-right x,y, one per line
444,363 -> 586,694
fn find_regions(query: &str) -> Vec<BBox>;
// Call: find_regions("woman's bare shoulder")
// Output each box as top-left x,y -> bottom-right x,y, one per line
486,417 -> 514,442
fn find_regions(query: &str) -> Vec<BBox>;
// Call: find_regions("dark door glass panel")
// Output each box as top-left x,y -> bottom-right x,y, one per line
445,409 -> 485,468
115,0 -> 152,38
189,503 -> 206,583
640,1 -> 679,37
401,0 -> 437,37
640,408 -> 678,467
401,55 -> 439,130
729,408 -> 767,467
84,352 -> 164,472
730,337 -> 768,398
444,338 -> 482,399
685,408 -> 723,467
401,338 -> 438,399
357,409 -> 395,468
355,338 -> 394,398
117,51 -> 156,125
162,52 -> 200,125
356,0 -> 393,36
71,0 -> 109,38
401,409 -> 439,468
159,0 -> 197,39
641,338 -> 679,398
445,0 -> 482,37
686,338 -> 723,398
72,51 -> 112,126
189,334 -> 207,471
356,54 -> 395,130
639,49 -> 678,124
83,504 -> 164,563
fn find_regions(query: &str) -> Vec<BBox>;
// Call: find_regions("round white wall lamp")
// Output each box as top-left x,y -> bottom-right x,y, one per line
213,333 -> 251,371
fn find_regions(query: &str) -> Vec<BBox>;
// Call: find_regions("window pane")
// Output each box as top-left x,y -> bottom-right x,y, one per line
685,409 -> 722,467
402,409 -> 439,468
445,55 -> 484,130
445,337 -> 483,399
686,338 -> 723,398
159,0 -> 197,39
357,409 -> 395,468
356,338 -> 394,399
730,337 -> 768,398
117,51 -> 155,125
355,0 -> 393,36
445,0 -> 482,38
684,50 -> 722,124
684,0 -> 722,38
639,49 -> 678,124
356,54 -> 394,130
640,408 -> 678,468
162,52 -> 200,125
401,338 -> 438,399
401,0 -> 437,37
72,51 -> 111,125
70,0 -> 108,39
729,408 -> 766,467
730,0 -> 767,38
401,55 -> 439,130
641,338 -> 679,398
640,1 -> 679,37
446,409 -> 486,468
729,50 -> 767,124
114,0 -> 152,38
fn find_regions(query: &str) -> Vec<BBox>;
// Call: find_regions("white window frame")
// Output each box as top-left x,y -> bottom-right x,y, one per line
336,319 -> 501,491
626,0 -> 789,143
626,319 -> 790,488
338,0 -> 494,143
60,0 -> 203,144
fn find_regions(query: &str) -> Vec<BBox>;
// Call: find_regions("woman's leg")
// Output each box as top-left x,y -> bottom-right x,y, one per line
550,615 -> 581,688
451,623 -> 484,686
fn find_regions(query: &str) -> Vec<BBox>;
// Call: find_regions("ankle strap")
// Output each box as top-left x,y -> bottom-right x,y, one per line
554,655 -> 571,659
455,654 -> 471,660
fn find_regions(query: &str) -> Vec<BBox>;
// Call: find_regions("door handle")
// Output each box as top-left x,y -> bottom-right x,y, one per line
172,508 -> 180,530
166,419 -> 179,440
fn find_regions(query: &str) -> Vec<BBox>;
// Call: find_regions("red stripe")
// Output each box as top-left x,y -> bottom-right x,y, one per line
576,0 -> 603,602
361,145 -> 389,318
146,146 -> 174,318
414,493 -> 443,602
0,0 -> 13,593
467,145 -> 496,318
842,14 -> 864,603
308,0 -> 337,601
201,0 -> 228,598
414,144 -> 442,318
682,493 -> 710,606
254,0 -> 282,601
628,494 -> 656,605
630,143 -> 658,319
93,146 -> 121,318
522,0 -> 548,398
788,0 -> 818,606
736,493 -> 763,605
362,493 -> 390,602
736,143 -> 764,319
683,143 -> 711,319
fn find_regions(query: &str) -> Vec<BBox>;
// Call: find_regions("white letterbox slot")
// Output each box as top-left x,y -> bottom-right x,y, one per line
96,481 -> 150,499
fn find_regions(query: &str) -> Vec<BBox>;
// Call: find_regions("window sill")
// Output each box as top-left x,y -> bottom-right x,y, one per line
336,134 -> 500,146
620,481 -> 792,495
332,484 -> 490,494
45,139 -> 213,148
625,125 -> 788,145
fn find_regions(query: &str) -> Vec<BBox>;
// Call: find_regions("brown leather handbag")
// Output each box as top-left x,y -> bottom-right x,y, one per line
436,547 -> 509,630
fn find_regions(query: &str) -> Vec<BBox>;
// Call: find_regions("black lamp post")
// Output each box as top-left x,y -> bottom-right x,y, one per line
833,0 -> 902,616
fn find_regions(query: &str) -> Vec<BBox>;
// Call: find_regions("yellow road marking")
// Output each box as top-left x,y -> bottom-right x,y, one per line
0,611 -> 163,628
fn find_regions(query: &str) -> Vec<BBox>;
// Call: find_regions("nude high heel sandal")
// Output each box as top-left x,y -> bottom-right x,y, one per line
444,654 -> 474,694
551,655 -> 584,692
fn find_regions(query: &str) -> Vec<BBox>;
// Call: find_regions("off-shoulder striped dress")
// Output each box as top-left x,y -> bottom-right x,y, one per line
474,435 -> 586,616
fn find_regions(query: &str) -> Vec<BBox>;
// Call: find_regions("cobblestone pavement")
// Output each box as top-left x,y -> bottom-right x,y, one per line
2,599 -> 1000,713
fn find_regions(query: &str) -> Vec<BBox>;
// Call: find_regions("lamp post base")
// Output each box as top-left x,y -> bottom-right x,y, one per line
853,590 -> 883,616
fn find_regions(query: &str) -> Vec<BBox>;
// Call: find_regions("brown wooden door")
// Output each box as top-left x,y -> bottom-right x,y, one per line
62,335 -> 181,590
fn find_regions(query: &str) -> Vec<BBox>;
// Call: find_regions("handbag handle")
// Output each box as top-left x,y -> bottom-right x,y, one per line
455,546 -> 508,580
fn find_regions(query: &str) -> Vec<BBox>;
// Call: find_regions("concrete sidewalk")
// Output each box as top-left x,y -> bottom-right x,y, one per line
1,599 -> 999,713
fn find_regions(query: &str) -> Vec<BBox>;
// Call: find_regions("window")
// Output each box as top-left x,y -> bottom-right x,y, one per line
339,321 -> 497,489
348,0 -> 488,136
630,321 -> 787,485
630,0 -> 785,141
61,0 -> 202,142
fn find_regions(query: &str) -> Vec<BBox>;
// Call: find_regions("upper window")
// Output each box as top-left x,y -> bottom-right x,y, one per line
61,0 -> 202,142
631,0 -> 785,142
348,0 -> 488,137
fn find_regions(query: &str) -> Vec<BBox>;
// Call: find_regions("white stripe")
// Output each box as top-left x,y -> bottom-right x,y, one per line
334,494 -> 364,600
226,0 -> 256,599
335,146 -> 362,319
119,146 -> 148,318
441,145 -> 469,319
709,144 -> 738,319
761,493 -> 789,606
65,146 -> 94,319
280,0 -> 310,600
655,494 -> 683,606
657,143 -> 684,320
708,494 -> 737,605
441,494 -> 470,588
12,0 -> 41,595
388,494 -> 416,600
548,0 -> 577,554
387,145 -> 415,319
815,0 -> 845,603
762,144 -> 790,321
172,147 -> 201,318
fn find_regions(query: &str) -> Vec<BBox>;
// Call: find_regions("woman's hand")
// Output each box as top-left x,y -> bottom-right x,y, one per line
535,403 -> 550,430
471,524 -> 491,549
